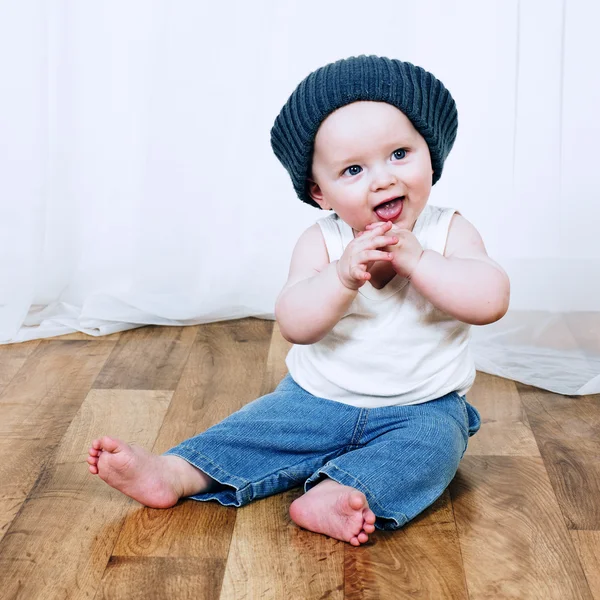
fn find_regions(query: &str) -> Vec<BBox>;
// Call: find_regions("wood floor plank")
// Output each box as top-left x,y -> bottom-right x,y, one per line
0,339 -> 116,541
96,556 -> 225,600
0,339 -> 40,394
571,531 -> 600,600
219,323 -> 345,600
451,456 -> 593,599
151,318 -> 275,443
3,321 -> 597,597
220,489 -> 344,600
112,502 -> 237,560
112,318 -> 274,560
257,322 -> 292,397
344,490 -> 468,599
465,372 -> 540,456
518,384 -> 600,529
93,325 -> 197,390
0,388 -> 172,600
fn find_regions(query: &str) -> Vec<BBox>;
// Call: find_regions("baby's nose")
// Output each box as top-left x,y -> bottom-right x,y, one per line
370,169 -> 396,192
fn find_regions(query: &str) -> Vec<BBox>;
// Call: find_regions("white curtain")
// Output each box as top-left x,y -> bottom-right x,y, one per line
1,0 -> 598,395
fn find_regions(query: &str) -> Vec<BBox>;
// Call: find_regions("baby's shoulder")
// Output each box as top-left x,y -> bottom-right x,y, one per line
444,212 -> 487,258
285,221 -> 330,279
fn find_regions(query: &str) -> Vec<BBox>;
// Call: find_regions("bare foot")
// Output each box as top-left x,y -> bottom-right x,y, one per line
87,436 -> 215,508
289,478 -> 377,546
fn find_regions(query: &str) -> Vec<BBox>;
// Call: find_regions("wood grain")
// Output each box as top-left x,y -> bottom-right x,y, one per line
465,372 -> 540,456
112,318 -> 273,560
571,530 -> 600,600
217,323 -> 345,600
344,490 -> 468,599
257,321 -> 292,397
451,456 -> 593,599
0,339 -> 116,541
93,325 -> 197,390
97,556 -> 225,600
0,339 -> 40,394
220,489 -> 344,600
1,318 -> 598,599
519,383 -> 600,529
0,388 -> 172,599
112,501 -> 237,560
150,318 -> 275,445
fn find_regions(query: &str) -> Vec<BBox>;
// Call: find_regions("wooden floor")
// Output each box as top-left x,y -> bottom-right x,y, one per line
0,318 -> 599,599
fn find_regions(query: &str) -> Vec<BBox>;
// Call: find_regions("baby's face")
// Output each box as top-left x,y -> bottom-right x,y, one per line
308,101 -> 433,234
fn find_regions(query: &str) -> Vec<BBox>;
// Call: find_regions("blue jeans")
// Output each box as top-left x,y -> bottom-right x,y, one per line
163,373 -> 481,530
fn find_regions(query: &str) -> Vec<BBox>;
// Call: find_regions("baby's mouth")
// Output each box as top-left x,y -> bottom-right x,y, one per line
374,196 -> 404,221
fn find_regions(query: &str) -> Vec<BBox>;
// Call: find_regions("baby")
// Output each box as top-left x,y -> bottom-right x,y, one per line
87,55 -> 510,546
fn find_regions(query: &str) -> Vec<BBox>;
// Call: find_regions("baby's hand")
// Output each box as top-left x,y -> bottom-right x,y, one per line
363,222 -> 424,279
336,222 -> 398,290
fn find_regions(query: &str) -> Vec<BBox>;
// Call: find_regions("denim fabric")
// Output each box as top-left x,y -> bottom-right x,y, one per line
163,373 -> 481,530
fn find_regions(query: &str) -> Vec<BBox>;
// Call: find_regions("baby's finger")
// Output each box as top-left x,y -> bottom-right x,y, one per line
357,227 -> 378,237
356,222 -> 391,241
369,222 -> 392,236
352,264 -> 369,281
366,221 -> 390,230
363,234 -> 398,248
357,236 -> 398,254
361,221 -> 390,232
358,249 -> 394,263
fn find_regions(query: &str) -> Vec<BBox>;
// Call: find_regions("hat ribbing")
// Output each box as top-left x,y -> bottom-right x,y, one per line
270,55 -> 458,208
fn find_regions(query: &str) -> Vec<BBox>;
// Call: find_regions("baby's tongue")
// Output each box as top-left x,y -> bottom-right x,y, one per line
375,198 -> 402,221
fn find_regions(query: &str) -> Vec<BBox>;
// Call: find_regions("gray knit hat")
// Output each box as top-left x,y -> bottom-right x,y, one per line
270,55 -> 458,208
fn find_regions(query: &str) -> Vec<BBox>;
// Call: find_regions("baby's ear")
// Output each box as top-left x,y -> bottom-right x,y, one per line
307,179 -> 331,210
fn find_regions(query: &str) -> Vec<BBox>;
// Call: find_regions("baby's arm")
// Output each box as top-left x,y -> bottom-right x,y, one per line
275,224 -> 356,345
410,214 -> 510,325
275,222 -> 395,344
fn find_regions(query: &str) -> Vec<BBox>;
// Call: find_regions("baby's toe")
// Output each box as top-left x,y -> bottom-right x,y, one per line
357,531 -> 369,544
363,522 -> 376,534
349,535 -> 361,547
99,436 -> 121,452
348,491 -> 366,511
364,508 -> 376,524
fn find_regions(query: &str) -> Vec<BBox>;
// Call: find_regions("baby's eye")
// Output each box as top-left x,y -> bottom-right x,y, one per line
343,165 -> 362,177
393,148 -> 407,160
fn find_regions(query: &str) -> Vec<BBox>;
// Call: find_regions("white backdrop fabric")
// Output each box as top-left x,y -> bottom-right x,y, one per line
1,0 -> 599,395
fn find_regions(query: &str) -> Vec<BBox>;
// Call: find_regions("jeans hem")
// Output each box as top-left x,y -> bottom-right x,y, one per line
163,447 -> 250,507
303,463 -> 409,531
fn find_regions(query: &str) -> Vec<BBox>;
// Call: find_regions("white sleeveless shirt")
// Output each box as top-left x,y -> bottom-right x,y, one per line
285,205 -> 476,408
